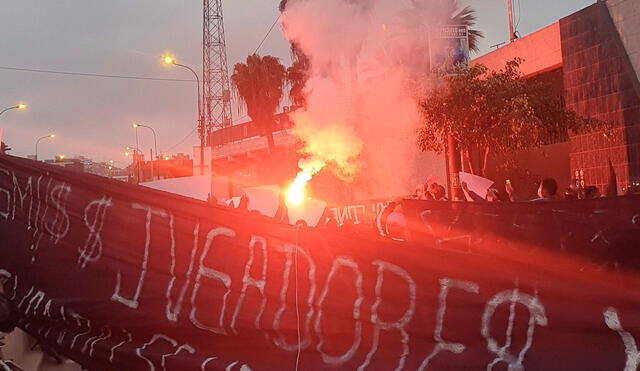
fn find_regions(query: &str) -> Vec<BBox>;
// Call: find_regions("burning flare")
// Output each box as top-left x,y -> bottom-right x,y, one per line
286,158 -> 326,205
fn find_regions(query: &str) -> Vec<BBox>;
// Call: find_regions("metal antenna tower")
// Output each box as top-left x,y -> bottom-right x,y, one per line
202,0 -> 232,146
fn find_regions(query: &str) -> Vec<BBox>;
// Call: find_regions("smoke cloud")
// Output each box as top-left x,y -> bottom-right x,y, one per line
282,0 -> 451,200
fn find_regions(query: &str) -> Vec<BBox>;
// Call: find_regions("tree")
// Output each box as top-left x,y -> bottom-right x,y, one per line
418,59 -> 605,176
286,55 -> 310,108
447,1 -> 483,53
231,54 -> 287,153
279,0 -> 311,108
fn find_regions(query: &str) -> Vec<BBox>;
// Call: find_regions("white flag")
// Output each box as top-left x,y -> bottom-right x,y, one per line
459,171 -> 494,198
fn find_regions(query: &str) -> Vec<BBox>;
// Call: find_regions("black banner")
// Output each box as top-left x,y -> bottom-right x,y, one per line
1,154 -> 640,370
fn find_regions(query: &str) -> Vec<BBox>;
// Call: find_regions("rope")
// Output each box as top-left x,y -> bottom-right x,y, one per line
294,223 -> 302,370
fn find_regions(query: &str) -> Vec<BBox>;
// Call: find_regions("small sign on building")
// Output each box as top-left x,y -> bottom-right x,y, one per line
429,25 -> 470,75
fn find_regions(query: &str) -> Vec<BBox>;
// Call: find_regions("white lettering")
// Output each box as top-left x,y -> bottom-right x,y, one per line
0,168 -> 10,219
604,307 -> 640,371
45,182 -> 71,243
79,196 -> 112,269
315,256 -> 364,365
272,243 -> 317,352
111,203 -> 162,308
189,227 -> 235,335
359,260 -> 416,371
166,220 -> 198,322
231,236 -> 268,334
135,334 -> 195,371
481,289 -> 548,371
419,277 -> 480,370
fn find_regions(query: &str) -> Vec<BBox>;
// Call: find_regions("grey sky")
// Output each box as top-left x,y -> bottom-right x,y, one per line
0,0 -> 594,163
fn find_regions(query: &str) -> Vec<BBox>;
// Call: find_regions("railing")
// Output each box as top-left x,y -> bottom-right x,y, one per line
209,112 -> 294,146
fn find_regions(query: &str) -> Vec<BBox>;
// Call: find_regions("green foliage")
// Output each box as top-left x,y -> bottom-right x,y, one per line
231,54 -> 286,123
286,55 -> 310,108
418,59 -> 605,157
231,54 -> 287,152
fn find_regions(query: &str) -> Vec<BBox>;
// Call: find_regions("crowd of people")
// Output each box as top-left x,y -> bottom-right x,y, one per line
409,175 -> 630,203
375,174 -> 639,240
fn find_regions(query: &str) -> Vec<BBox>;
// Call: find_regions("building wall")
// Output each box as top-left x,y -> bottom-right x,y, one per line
608,0 -> 640,83
472,22 -> 562,77
560,2 -> 640,192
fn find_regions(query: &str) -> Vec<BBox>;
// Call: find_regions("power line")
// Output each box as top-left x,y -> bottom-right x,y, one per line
515,0 -> 522,35
254,14 -> 282,55
0,65 -> 195,83
163,125 -> 198,152
1,64 -> 201,153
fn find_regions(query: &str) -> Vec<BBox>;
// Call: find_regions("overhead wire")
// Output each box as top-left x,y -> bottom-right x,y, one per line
254,13 -> 282,55
1,10 -> 286,155
165,12 -> 283,152
515,0 -> 522,38
0,65 -> 195,83
163,125 -> 198,153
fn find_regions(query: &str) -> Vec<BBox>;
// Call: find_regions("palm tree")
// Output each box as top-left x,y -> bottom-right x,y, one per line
286,55 -> 310,108
231,54 -> 287,154
444,1 -> 483,52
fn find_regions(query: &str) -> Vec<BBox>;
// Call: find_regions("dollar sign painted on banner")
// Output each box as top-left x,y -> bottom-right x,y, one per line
79,196 -> 113,269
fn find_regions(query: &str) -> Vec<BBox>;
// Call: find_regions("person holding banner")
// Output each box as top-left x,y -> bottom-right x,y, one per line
506,178 -> 558,202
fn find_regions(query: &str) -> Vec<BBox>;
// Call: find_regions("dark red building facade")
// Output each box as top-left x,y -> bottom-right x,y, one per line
475,0 -> 640,194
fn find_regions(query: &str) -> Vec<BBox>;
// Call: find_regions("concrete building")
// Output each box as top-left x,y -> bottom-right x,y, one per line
128,153 -> 193,184
474,0 -> 640,194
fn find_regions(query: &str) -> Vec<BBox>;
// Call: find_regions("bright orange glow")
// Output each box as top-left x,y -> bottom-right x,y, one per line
124,151 -> 130,157
132,123 -> 139,128
17,104 -> 26,110
164,156 -> 170,161
286,158 -> 325,206
48,134 -> 55,138
58,155 -> 65,160
163,55 -> 175,65
293,116 -> 362,180
287,178 -> 307,205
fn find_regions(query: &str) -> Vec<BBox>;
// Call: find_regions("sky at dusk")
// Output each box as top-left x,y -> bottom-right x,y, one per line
0,0 -> 595,164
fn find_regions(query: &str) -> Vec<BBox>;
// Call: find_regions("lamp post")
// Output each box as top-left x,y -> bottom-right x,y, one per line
162,55 -> 205,175
132,123 -> 143,182
0,103 -> 27,118
133,123 -> 159,180
125,145 -> 143,184
35,133 -> 55,161
132,123 -> 158,160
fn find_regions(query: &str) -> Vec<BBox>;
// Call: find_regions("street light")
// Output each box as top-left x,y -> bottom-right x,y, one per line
124,145 -> 139,158
109,159 -> 128,167
133,122 -> 159,180
35,133 -> 55,161
132,123 -> 158,160
0,103 -> 27,117
162,54 -> 205,175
